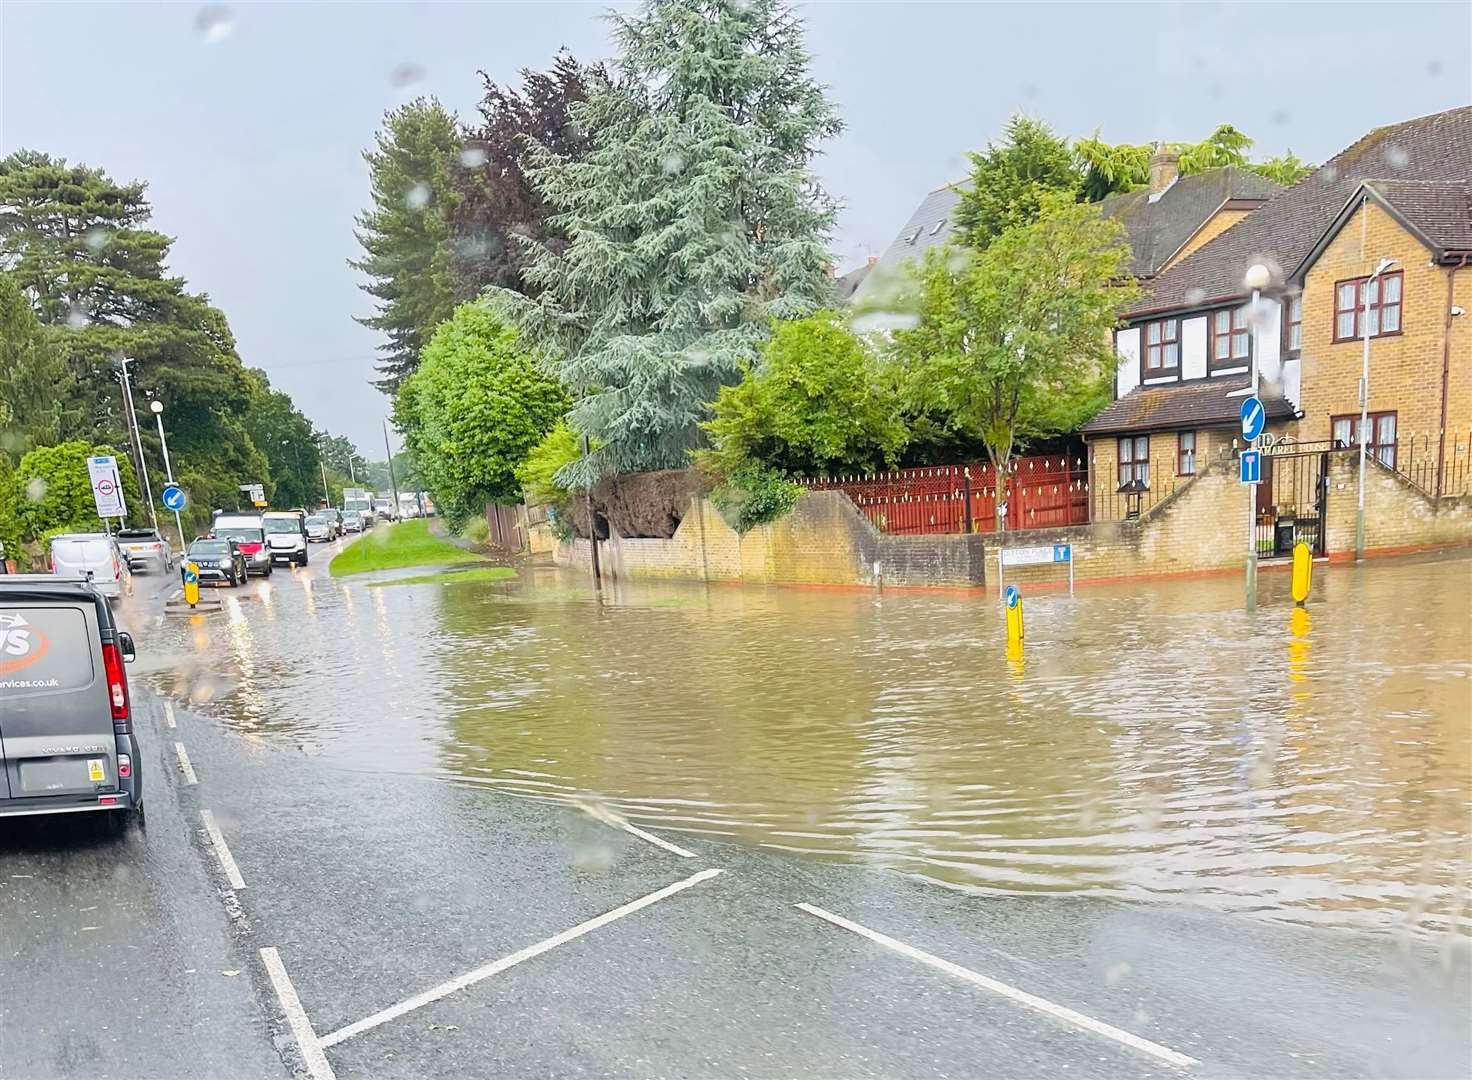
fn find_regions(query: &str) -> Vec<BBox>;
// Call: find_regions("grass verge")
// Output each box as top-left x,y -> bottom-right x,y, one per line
368,565 -> 517,588
329,518 -> 484,577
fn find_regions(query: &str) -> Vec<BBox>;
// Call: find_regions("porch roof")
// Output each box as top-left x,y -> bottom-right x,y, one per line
1081,375 -> 1296,437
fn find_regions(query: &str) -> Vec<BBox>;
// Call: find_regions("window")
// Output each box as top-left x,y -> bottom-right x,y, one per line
929,219 -> 946,235
1332,411 -> 1397,468
1117,435 -> 1149,488
1334,271 -> 1403,342
1143,318 -> 1180,373
1210,307 -> 1251,365
1284,294 -> 1302,354
1178,431 -> 1197,475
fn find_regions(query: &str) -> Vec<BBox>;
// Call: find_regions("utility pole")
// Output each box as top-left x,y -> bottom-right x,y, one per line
317,437 -> 331,508
1356,257 -> 1398,561
382,418 -> 401,515
150,400 -> 185,550
1242,265 -> 1272,612
580,434 -> 601,588
116,356 -> 158,531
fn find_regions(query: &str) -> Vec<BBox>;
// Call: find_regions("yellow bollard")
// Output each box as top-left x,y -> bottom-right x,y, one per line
183,561 -> 200,609
1290,542 -> 1312,606
1004,585 -> 1024,645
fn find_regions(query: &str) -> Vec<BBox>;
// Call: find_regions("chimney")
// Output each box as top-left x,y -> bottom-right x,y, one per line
867,255 -> 877,266
1148,141 -> 1179,200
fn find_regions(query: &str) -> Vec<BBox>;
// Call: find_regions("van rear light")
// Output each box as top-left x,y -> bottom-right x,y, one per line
101,642 -> 130,721
117,754 -> 132,779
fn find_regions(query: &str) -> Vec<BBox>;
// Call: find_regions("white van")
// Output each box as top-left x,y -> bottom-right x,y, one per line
48,533 -> 133,601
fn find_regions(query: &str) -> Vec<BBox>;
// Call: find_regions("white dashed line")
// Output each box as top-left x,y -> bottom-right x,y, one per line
200,810 -> 246,890
260,947 -> 337,1080
174,742 -> 197,785
624,822 -> 696,858
795,902 -> 1199,1070
163,701 -> 176,729
321,867 -> 724,1048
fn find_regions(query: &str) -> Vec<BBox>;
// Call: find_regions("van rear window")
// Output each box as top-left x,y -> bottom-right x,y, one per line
52,539 -> 112,564
0,607 -> 94,695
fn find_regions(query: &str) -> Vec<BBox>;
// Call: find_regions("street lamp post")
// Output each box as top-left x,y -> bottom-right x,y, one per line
382,418 -> 401,517
1356,257 -> 1398,561
316,436 -> 331,508
1243,263 -> 1272,612
117,356 -> 159,532
149,399 -> 185,549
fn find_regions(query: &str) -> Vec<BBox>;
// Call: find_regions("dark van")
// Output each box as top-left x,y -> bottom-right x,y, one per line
0,576 -> 143,833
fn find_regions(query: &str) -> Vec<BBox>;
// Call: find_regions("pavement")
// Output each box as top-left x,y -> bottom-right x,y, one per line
2,546 -> 1468,1079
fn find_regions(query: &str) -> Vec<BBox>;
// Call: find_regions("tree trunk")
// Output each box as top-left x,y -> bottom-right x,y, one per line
985,442 -> 1011,534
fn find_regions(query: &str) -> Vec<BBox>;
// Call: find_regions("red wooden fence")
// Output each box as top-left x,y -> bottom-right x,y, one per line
800,456 -> 1089,536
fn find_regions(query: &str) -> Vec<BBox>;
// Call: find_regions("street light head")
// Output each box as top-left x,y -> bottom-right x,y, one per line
1243,263 -> 1272,291
1373,257 -> 1398,277
149,399 -> 164,415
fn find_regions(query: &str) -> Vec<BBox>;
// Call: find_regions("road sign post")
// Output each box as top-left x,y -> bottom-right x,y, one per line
1240,393 -> 1265,612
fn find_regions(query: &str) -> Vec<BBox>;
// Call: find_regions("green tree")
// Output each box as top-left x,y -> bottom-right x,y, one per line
395,302 -> 566,525
892,198 -> 1136,528
515,421 -> 584,508
953,115 -> 1080,249
1249,150 -> 1312,186
1074,125 -> 1313,200
239,371 -> 322,508
704,312 -> 907,477
353,99 -> 461,391
0,271 -> 70,461
495,0 -> 842,486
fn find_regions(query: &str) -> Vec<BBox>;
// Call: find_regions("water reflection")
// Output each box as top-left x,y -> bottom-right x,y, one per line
138,555 -> 1472,937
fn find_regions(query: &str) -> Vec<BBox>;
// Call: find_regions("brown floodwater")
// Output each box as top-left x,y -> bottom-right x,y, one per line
139,550 -> 1472,939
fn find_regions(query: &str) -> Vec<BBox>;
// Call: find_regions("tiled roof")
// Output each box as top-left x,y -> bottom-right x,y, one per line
1098,166 -> 1280,279
1365,179 -> 1472,253
834,260 -> 873,302
851,182 -> 963,302
1125,106 -> 1472,317
1081,375 -> 1296,436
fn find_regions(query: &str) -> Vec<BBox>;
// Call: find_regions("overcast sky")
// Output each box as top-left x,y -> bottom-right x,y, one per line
3,1 -> 1469,455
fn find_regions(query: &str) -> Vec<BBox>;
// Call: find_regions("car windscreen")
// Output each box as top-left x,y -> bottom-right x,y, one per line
306,516 -> 326,525
263,518 -> 300,533
214,527 -> 264,543
189,541 -> 230,557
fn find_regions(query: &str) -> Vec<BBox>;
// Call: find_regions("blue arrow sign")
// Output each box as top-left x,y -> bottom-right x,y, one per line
1240,450 -> 1261,485
1004,585 -> 1021,609
161,484 -> 187,511
1240,396 -> 1266,442
182,565 -> 199,584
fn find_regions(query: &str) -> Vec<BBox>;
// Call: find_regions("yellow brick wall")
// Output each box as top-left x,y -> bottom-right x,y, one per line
1298,200 -> 1471,464
1323,452 -> 1472,554
1160,206 -> 1253,274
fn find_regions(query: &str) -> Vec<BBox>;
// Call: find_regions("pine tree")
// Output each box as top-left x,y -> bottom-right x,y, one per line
953,116 -> 1080,250
352,98 -> 461,391
0,271 -> 70,461
496,0 -> 842,484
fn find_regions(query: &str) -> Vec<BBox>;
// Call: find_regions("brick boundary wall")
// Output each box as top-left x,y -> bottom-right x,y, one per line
551,452 -> 1472,591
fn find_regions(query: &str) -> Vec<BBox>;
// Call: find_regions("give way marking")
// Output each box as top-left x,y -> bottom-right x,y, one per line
795,902 -> 1199,1071
319,867 -> 723,1048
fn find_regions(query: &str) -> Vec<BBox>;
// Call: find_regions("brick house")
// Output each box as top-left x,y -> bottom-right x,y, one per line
1084,106 -> 1472,552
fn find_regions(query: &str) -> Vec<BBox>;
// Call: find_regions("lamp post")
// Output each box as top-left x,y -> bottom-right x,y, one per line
1241,264 -> 1274,611
316,436 -> 331,508
149,399 -> 185,549
117,356 -> 159,531
1356,257 -> 1398,561
382,418 -> 401,517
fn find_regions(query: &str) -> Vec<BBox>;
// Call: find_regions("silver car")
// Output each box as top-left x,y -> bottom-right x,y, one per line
115,528 -> 174,573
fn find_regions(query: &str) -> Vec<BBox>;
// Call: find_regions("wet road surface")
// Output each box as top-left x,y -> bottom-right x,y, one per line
2,540 -> 1469,1078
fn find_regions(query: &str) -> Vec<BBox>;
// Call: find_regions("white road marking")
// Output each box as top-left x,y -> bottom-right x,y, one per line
260,947 -> 337,1080
321,867 -> 724,1048
624,822 -> 696,858
200,810 -> 246,890
795,903 -> 1199,1070
174,742 -> 197,785
163,700 -> 176,729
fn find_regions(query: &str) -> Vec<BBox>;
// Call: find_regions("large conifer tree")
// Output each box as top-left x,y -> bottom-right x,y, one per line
497,0 -> 842,484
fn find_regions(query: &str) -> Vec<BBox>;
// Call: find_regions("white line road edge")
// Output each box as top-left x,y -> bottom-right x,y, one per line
321,867 -> 724,1048
625,822 -> 696,858
795,902 -> 1199,1071
260,947 -> 337,1080
200,809 -> 247,890
174,742 -> 197,785
163,700 -> 176,729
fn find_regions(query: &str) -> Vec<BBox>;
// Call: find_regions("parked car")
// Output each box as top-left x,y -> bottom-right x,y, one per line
47,534 -> 132,601
185,538 -> 247,587
304,514 -> 334,543
115,527 -> 173,573
0,575 -> 143,833
315,508 -> 344,538
341,510 -> 365,534
209,514 -> 272,577
262,511 -> 309,566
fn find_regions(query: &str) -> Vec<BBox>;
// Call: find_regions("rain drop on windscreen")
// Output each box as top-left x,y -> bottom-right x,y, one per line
1387,145 -> 1410,170
405,183 -> 432,210
389,62 -> 425,88
83,226 -> 111,253
1184,288 -> 1206,306
459,147 -> 488,169
25,477 -> 48,503
193,4 -> 233,44
660,152 -> 685,176
65,303 -> 90,329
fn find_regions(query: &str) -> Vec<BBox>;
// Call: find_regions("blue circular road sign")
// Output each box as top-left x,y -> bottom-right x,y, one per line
182,565 -> 199,585
162,484 -> 187,511
1004,585 -> 1021,609
1240,396 -> 1266,442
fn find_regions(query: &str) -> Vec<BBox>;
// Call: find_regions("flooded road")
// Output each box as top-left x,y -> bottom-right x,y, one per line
135,551 -> 1472,940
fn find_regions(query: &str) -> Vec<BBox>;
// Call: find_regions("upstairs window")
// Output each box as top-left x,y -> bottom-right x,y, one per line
1211,307 -> 1251,366
1143,318 -> 1180,374
1117,435 -> 1150,488
1284,294 -> 1303,354
1334,272 -> 1403,342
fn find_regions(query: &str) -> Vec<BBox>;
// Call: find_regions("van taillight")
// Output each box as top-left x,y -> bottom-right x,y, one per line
117,754 -> 132,779
101,642 -> 130,721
